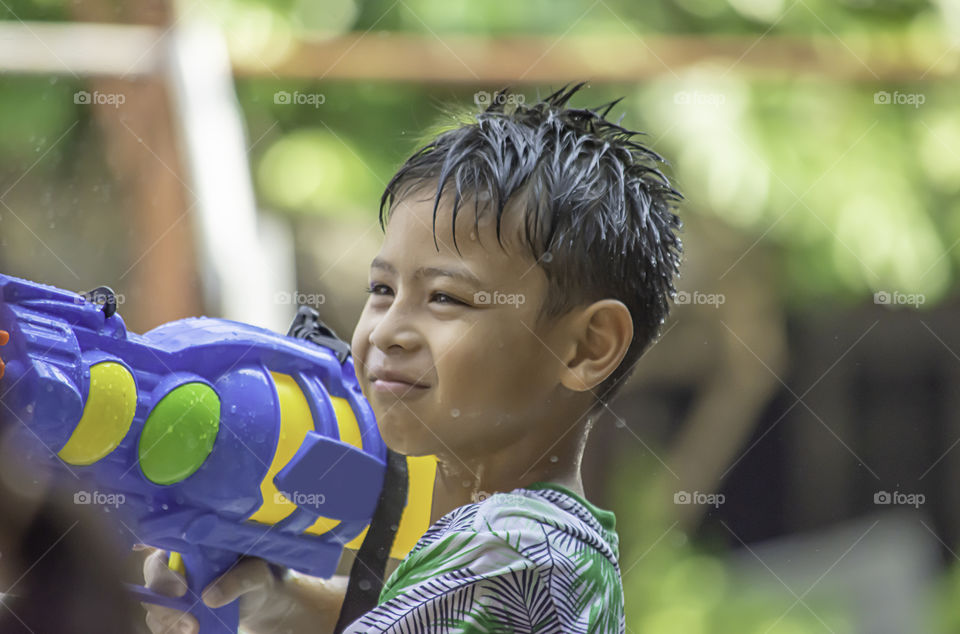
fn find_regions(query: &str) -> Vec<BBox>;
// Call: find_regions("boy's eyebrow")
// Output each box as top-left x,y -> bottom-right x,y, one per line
370,257 -> 484,287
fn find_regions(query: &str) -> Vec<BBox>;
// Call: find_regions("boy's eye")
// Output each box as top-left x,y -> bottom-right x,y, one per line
364,284 -> 466,307
431,292 -> 465,306
365,283 -> 391,296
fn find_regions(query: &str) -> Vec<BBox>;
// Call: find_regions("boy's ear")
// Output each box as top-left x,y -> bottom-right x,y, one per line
559,299 -> 633,394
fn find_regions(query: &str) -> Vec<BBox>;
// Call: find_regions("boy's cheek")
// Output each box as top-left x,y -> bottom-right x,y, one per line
373,408 -> 440,456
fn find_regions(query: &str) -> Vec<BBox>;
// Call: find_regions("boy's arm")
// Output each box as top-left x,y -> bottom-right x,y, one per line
143,548 -> 350,634
142,546 -> 405,634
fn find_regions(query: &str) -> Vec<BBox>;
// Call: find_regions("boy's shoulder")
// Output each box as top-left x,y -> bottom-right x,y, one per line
353,484 -> 625,633
414,484 -> 620,567
382,484 -> 622,601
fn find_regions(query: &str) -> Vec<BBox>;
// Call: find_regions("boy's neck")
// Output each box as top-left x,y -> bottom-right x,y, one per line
427,427 -> 588,525
430,467 -> 584,526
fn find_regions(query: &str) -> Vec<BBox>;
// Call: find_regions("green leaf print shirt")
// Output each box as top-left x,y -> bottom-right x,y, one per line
342,481 -> 625,633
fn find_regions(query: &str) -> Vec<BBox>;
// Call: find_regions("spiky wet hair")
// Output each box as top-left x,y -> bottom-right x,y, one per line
379,82 -> 683,413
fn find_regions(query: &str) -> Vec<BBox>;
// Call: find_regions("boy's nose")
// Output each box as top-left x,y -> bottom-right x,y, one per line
368,315 -> 421,353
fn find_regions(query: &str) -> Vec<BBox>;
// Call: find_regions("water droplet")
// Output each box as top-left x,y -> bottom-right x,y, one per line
549,455 -> 558,463
359,579 -> 372,591
450,408 -> 460,418
161,503 -> 169,510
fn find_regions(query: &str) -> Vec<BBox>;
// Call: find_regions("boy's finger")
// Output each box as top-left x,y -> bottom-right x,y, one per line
144,549 -> 189,598
144,605 -> 199,634
201,557 -> 273,608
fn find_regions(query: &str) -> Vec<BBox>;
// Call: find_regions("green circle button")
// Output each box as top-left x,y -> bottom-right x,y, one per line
139,382 -> 220,485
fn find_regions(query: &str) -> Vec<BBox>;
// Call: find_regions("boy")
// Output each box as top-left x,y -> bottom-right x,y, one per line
141,82 -> 683,633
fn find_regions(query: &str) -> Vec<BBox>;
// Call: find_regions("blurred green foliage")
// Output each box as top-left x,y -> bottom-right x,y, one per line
608,449 -> 853,633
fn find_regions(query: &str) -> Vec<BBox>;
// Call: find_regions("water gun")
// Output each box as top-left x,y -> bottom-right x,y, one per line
0,273 -> 437,633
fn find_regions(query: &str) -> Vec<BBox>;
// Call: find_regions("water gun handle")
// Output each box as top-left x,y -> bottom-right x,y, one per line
126,548 -> 240,633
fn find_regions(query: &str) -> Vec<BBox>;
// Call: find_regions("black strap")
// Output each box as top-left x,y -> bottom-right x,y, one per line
333,449 -> 409,633
80,285 -> 118,318
286,305 -> 351,364
281,306 -> 410,631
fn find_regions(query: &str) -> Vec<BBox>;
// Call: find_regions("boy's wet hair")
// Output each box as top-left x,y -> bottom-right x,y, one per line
380,82 -> 683,413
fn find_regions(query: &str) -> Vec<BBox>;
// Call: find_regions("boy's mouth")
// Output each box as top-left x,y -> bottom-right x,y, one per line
371,378 -> 431,397
368,366 -> 432,396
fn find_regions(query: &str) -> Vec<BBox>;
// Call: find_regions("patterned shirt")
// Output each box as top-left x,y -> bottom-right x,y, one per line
343,481 -> 625,633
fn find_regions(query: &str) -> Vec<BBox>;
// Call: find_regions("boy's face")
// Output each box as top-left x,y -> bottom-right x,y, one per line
351,187 -> 579,461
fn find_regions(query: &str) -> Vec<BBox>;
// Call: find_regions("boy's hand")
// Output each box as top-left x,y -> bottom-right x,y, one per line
0,329 -> 8,380
140,547 -> 349,634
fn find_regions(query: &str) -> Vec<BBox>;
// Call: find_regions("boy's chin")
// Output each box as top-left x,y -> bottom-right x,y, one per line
376,414 -> 436,457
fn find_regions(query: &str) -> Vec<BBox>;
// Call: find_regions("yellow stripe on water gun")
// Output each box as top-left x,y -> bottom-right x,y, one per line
246,372 -> 315,526
247,372 -> 435,561
58,361 -> 138,466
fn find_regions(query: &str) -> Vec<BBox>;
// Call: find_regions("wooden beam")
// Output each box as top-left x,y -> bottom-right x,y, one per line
258,32 -> 956,83
0,23 -> 955,82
